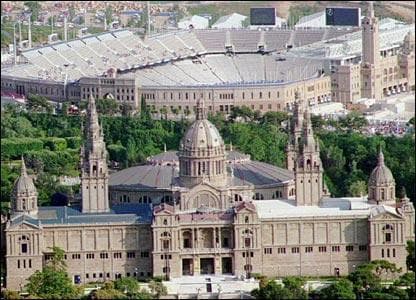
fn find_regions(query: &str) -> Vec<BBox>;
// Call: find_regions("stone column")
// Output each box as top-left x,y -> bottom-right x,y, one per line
219,228 -> 222,248
212,228 -> 216,248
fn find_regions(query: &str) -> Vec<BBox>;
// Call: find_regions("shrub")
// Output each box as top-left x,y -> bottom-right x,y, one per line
1,138 -> 43,160
64,136 -> 82,149
107,144 -> 127,163
41,137 -> 67,151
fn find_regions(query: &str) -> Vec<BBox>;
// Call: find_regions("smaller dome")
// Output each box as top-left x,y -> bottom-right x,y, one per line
369,150 -> 395,185
13,159 -> 37,195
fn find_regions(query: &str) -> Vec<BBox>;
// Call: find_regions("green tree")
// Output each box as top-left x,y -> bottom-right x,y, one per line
96,98 -> 119,116
105,6 -> 113,26
260,111 -> 288,128
317,278 -> 355,300
148,280 -> 167,298
348,180 -> 367,197
25,247 -> 81,299
282,276 -> 307,299
140,96 -> 151,122
407,241 -> 415,271
126,139 -> 139,166
229,105 -> 254,122
339,111 -> 369,132
114,277 -> 139,294
24,1 -> 41,22
251,280 -> 291,300
26,94 -> 52,113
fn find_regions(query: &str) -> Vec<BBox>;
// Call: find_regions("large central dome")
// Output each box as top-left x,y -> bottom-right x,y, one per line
178,98 -> 226,187
182,118 -> 224,151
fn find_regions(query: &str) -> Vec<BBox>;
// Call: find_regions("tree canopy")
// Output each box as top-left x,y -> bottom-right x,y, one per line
25,247 -> 81,299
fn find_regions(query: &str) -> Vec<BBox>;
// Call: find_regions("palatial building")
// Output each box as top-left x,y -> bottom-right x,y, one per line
3,94 -> 414,290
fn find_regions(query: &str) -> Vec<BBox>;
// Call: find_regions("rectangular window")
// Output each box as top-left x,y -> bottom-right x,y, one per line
277,247 -> 286,254
346,245 -> 354,252
29,259 -> 32,268
382,249 -> 384,258
86,273 -> 89,279
393,248 -> 395,257
264,248 -> 272,254
305,247 -> 313,253
100,253 -> 108,259
141,252 -> 149,258
127,252 -> 136,258
21,244 -> 28,253
332,246 -> 340,252
359,245 -> 367,251
86,253 -> 95,259
114,253 -> 122,259
318,246 -> 327,253
18,260 -> 20,269
291,247 -> 299,254
72,254 -> 81,259
244,238 -> 251,248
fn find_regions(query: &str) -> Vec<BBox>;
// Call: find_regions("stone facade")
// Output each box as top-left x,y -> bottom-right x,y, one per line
3,96 -> 414,291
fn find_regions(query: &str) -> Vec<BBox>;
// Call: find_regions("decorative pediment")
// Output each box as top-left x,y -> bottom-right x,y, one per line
234,201 -> 256,213
7,220 -> 41,231
153,203 -> 175,215
369,205 -> 403,221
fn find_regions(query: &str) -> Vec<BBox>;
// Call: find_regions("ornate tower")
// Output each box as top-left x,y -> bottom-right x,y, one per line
178,97 -> 227,187
368,147 -> 396,206
361,1 -> 382,100
81,95 -> 110,213
12,158 -> 38,215
286,92 -> 304,171
294,105 -> 324,206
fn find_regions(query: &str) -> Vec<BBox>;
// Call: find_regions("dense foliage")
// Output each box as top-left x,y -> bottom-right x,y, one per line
25,247 -> 82,299
1,104 -> 415,214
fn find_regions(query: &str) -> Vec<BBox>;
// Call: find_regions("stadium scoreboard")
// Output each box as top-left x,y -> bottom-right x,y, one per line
325,7 -> 361,27
250,8 -> 276,26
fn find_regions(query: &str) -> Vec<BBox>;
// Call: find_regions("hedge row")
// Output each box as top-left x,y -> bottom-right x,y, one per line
41,137 -> 67,151
107,144 -> 127,162
1,138 -> 43,160
24,149 -> 79,174
65,136 -> 82,149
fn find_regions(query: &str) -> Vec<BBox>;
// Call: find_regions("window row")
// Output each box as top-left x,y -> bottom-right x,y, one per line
263,245 -> 368,255
381,248 -> 396,258
46,251 -> 145,260
17,259 -> 32,269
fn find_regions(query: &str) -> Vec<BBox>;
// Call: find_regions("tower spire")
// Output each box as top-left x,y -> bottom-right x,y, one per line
377,145 -> 384,166
21,156 -> 27,176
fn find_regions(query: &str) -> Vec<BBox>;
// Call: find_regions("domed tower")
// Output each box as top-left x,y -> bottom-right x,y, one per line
12,158 -> 38,215
178,98 -> 227,187
368,147 -> 396,206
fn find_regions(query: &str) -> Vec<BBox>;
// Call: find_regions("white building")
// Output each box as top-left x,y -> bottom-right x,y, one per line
178,15 -> 209,30
212,13 -> 247,29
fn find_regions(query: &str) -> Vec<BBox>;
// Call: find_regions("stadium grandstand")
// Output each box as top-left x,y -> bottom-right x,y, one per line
1,6 -> 414,115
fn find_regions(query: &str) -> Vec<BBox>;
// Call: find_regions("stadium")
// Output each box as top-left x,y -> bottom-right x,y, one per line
1,7 -> 414,115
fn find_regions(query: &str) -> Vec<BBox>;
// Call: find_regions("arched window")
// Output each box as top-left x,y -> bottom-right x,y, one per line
161,195 -> 173,204
18,235 -> 29,254
383,224 -> 394,243
234,194 -> 243,202
139,195 -> 152,204
253,193 -> 264,200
